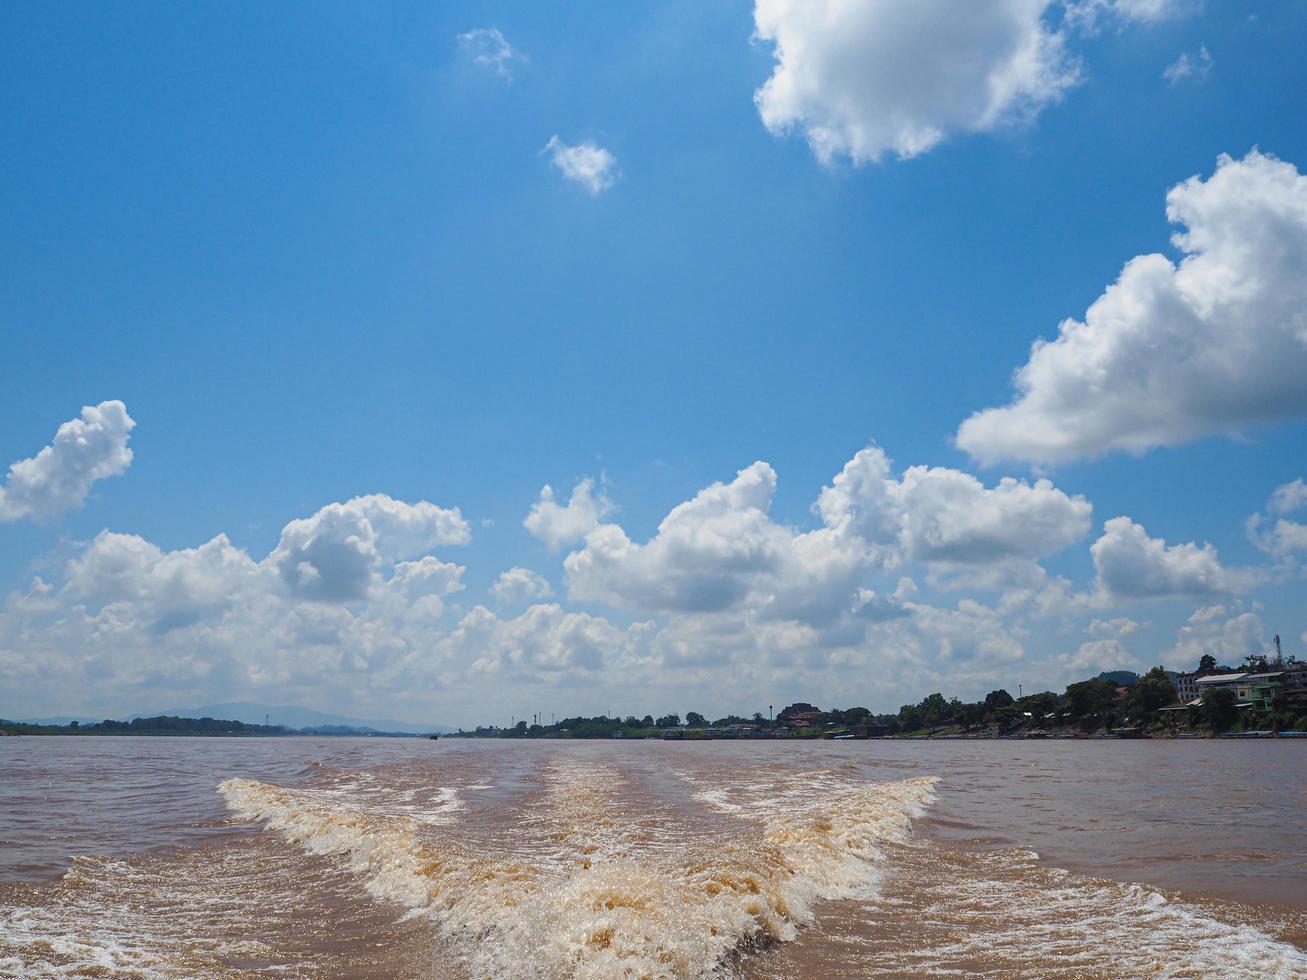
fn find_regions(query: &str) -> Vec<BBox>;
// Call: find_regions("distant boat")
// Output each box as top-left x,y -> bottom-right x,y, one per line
428,734 -> 439,740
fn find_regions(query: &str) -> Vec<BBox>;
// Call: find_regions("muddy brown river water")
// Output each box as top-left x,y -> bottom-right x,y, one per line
1,736 -> 1304,978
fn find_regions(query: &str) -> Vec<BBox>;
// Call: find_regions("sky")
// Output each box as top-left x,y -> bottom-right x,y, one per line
2,0 -> 1306,728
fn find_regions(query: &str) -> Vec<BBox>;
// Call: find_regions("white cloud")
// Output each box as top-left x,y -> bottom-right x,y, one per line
1246,478 -> 1307,561
957,150 -> 1307,465
459,603 -> 646,679
1086,616 -> 1144,639
491,567 -> 553,606
1163,45 -> 1212,85
3,443 -> 1296,725
543,136 -> 619,194
457,27 -> 524,81
1112,0 -> 1189,19
1250,519 -> 1307,562
0,401 -> 135,522
903,598 -> 1027,664
1059,638 -> 1137,674
752,0 -> 1079,164
818,448 -> 1093,564
1268,479 -> 1307,516
0,492 -> 488,719
564,447 -> 1088,626
387,557 -> 465,600
565,461 -> 798,615
1067,0 -> 1194,29
524,478 -> 611,550
267,494 -> 469,602
1163,606 -> 1265,671
1091,516 -> 1252,600
66,530 -> 263,633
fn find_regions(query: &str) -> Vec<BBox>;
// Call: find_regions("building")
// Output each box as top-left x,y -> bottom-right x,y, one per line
785,712 -> 824,730
851,723 -> 890,738
1194,673 -> 1247,698
1280,663 -> 1307,712
1173,671 -> 1201,702
1195,671 -> 1285,712
777,703 -> 823,730
777,702 -> 819,721
1236,673 -> 1283,711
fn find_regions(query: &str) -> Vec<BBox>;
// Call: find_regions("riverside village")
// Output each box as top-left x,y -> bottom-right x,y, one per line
458,635 -> 1307,741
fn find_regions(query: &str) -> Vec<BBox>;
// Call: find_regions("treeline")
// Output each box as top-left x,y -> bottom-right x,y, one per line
886,668 -> 1178,735
461,657 -> 1305,739
805,663 -> 1298,736
0,715 -> 288,736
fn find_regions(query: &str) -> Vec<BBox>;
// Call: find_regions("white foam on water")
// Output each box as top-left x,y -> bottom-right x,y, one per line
0,853 -> 295,979
851,840 -> 1307,979
218,767 -> 939,979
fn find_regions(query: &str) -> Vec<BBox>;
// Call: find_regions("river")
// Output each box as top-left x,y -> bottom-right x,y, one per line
1,736 -> 1304,978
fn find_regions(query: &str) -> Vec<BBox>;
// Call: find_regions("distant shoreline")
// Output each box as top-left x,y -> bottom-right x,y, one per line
0,715 -> 434,739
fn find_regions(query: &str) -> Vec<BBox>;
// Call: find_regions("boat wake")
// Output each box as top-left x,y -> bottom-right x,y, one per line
218,765 -> 938,978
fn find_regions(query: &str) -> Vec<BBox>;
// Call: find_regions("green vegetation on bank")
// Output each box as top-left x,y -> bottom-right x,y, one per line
455,652 -> 1307,740
0,715 -> 288,736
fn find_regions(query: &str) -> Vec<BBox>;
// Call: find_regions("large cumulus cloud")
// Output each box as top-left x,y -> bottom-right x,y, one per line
0,401 -> 135,522
563,446 -> 1090,625
957,151 -> 1307,465
1091,516 -> 1255,600
753,0 -> 1078,164
267,495 -> 469,602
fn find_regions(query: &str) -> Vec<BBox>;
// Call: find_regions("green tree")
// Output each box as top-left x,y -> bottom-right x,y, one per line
984,690 -> 1014,713
1130,666 -> 1177,723
1202,687 -> 1238,732
1019,692 -> 1060,720
1065,678 -> 1117,722
1198,653 -> 1217,673
685,711 -> 707,728
919,692 -> 949,726
992,704 -> 1022,732
655,714 -> 680,728
898,704 -> 924,732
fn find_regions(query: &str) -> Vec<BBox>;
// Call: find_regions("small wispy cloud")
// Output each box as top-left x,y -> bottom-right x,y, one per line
1163,45 -> 1213,86
542,136 -> 620,195
1067,0 -> 1197,31
457,27 -> 524,82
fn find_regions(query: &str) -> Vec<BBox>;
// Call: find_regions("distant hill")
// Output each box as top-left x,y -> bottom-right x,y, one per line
1097,670 -> 1141,687
150,702 -> 440,734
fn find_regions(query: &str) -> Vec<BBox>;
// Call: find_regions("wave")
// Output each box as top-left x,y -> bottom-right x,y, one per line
218,767 -> 938,978
838,839 -> 1307,979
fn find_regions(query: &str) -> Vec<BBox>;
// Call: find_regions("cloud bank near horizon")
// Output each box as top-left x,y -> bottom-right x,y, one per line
0,431 -> 1293,725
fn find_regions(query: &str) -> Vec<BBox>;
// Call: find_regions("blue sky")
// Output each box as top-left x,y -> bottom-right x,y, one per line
2,1 -> 1306,726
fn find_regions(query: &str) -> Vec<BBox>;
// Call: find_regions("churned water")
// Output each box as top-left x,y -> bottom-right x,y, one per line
1,736 -> 1304,978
